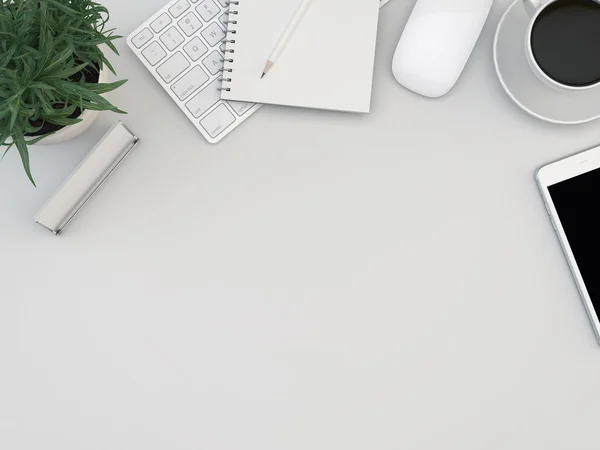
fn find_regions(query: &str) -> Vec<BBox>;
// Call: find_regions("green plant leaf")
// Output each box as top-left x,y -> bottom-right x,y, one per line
0,127 -> 12,147
24,134 -> 51,146
1,143 -> 14,162
44,116 -> 82,126
0,0 -> 126,186
9,102 -> 19,130
14,135 -> 35,186
81,79 -> 127,94
28,82 -> 55,91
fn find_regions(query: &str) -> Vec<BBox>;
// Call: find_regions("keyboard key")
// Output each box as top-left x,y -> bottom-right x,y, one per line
156,52 -> 190,83
216,0 -> 228,7
183,37 -> 208,61
227,101 -> 255,116
160,27 -> 185,51
218,13 -> 228,27
169,0 -> 190,18
201,51 -> 223,75
142,41 -> 167,66
185,78 -> 221,118
196,0 -> 220,22
201,22 -> 226,47
178,12 -> 203,36
201,104 -> 235,138
171,66 -> 210,100
151,13 -> 172,33
132,28 -> 153,48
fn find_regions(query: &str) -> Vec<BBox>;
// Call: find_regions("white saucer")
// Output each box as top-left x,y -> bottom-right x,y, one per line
494,0 -> 600,125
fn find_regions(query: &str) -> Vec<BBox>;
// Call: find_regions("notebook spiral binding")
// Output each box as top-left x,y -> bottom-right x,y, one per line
217,0 -> 239,92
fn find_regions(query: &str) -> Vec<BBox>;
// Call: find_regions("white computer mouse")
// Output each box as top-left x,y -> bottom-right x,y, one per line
392,0 -> 493,98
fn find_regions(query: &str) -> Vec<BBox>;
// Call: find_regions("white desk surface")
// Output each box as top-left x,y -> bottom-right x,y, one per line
2,1 -> 600,449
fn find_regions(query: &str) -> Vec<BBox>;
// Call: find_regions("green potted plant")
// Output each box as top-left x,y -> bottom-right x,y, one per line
0,0 -> 127,186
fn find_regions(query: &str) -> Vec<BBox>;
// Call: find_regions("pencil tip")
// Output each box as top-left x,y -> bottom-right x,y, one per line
261,61 -> 274,78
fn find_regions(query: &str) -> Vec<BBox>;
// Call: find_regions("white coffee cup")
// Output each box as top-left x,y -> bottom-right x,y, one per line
523,0 -> 600,91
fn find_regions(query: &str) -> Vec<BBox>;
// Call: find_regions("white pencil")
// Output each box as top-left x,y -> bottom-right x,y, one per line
261,0 -> 315,79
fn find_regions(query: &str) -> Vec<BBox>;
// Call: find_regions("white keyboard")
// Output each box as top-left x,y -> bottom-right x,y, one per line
128,0 -> 389,144
128,0 -> 261,143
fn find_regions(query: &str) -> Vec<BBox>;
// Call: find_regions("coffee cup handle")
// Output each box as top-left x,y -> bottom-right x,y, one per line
523,0 -> 548,16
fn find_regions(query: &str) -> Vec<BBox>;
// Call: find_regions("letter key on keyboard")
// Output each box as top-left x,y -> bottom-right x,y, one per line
201,23 -> 225,47
183,37 -> 208,61
201,51 -> 223,75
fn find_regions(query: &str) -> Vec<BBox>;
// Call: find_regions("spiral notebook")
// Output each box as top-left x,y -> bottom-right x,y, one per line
220,0 -> 380,113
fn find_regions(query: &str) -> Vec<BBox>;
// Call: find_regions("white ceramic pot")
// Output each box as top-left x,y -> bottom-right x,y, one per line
36,67 -> 108,146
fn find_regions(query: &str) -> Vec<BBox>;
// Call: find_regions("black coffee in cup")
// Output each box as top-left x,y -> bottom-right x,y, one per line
531,0 -> 600,87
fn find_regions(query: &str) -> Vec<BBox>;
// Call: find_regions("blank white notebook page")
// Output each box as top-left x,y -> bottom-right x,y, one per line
221,0 -> 380,113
